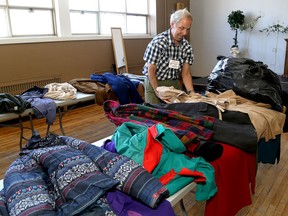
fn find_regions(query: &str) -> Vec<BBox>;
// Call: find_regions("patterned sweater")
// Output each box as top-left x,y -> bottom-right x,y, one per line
0,133 -> 169,216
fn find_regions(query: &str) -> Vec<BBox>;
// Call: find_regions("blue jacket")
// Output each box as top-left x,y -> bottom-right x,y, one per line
90,72 -> 144,104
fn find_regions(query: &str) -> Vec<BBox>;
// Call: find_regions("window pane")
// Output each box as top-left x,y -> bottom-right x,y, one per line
0,9 -> 9,37
127,0 -> 147,14
0,0 -> 6,5
70,11 -> 98,34
100,13 -> 125,34
127,15 -> 146,34
10,9 -> 54,36
8,0 -> 52,8
69,0 -> 98,11
99,0 -> 125,12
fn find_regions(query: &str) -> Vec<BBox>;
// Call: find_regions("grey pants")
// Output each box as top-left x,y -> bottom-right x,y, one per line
144,77 -> 180,104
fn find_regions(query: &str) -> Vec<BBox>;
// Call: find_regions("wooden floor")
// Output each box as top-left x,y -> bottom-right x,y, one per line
0,103 -> 287,215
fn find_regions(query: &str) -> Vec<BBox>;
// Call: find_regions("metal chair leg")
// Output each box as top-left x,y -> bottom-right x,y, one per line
179,199 -> 188,216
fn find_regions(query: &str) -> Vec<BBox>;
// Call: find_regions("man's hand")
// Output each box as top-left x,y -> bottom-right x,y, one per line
188,90 -> 201,98
155,89 -> 171,100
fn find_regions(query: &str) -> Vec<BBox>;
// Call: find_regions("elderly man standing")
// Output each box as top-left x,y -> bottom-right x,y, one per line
142,8 -> 195,104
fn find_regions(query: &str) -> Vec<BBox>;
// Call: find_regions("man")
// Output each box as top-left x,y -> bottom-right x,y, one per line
142,8 -> 195,104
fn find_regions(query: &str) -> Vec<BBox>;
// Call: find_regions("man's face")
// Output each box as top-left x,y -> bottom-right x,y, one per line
171,17 -> 192,42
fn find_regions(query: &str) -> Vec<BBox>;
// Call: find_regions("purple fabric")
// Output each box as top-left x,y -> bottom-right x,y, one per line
102,139 -> 117,153
107,190 -> 176,216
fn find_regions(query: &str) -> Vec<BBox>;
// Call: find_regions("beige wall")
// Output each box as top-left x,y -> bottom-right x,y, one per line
0,0 -> 189,84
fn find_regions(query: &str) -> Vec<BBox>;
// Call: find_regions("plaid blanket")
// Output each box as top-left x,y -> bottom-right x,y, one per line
104,100 -> 215,153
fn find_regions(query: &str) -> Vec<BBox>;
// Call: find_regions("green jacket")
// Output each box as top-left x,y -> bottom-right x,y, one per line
112,122 -> 217,201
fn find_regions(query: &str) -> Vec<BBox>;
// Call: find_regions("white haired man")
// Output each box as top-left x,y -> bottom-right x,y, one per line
142,8 -> 195,104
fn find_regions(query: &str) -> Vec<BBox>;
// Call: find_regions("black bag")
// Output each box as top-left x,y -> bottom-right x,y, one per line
207,57 -> 283,112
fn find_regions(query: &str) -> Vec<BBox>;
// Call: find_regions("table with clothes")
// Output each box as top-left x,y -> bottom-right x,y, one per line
0,84 -> 95,150
0,98 -> 267,216
1,57 -> 285,215
103,100 -> 258,216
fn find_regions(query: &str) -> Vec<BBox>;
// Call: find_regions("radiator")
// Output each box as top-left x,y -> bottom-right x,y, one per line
0,76 -> 62,95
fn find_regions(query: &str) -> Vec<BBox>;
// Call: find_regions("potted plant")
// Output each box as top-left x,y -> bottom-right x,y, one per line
259,22 -> 288,71
227,10 -> 261,57
228,10 -> 245,48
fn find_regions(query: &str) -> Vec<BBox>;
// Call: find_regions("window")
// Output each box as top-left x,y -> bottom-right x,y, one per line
0,0 -> 55,37
0,0 -> 152,41
69,0 -> 148,35
69,0 -> 99,34
0,8 -> 9,37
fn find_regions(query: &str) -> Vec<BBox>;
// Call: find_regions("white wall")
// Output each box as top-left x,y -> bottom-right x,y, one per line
190,0 -> 288,76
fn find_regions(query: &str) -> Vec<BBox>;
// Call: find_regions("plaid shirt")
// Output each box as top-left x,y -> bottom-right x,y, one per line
142,29 -> 194,80
103,100 -> 214,154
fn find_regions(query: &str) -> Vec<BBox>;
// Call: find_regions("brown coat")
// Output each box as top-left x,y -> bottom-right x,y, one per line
68,78 -> 117,105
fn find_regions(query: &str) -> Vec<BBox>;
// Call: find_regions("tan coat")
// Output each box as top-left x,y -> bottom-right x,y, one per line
157,86 -> 286,141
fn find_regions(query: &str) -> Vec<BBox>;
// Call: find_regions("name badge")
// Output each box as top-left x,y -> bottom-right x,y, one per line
169,59 -> 180,69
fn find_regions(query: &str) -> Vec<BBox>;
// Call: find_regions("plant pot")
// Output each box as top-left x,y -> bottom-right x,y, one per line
230,46 -> 240,57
